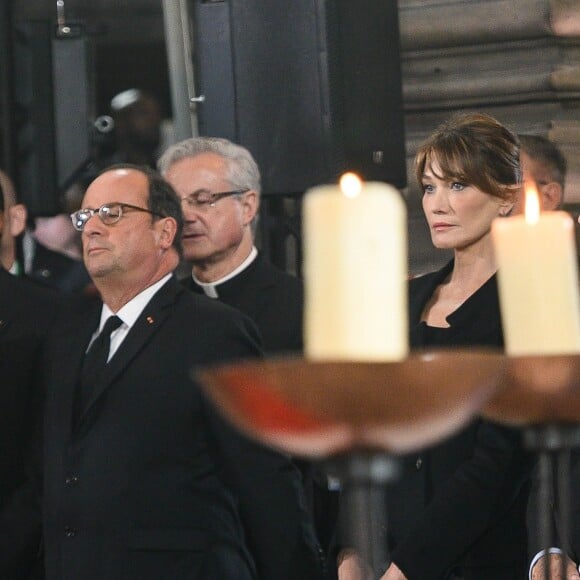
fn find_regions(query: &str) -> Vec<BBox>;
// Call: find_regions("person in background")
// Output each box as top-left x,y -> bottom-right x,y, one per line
105,88 -> 164,169
339,112 -> 533,580
1,167 -> 95,299
519,136 -> 579,580
26,213 -> 90,293
513,133 -> 567,214
158,136 -> 303,355
41,164 -> 326,580
158,137 -> 337,568
0,177 -> 64,579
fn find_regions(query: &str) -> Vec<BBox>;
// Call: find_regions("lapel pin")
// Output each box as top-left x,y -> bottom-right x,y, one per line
146,316 -> 154,324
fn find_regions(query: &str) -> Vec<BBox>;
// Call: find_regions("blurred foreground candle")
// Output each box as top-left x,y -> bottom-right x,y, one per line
492,184 -> 580,355
303,173 -> 408,361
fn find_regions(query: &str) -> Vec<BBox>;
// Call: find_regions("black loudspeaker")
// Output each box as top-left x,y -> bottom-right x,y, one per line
191,0 -> 407,194
12,21 -> 92,216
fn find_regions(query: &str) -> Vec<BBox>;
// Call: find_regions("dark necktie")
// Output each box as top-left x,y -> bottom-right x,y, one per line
78,315 -> 123,412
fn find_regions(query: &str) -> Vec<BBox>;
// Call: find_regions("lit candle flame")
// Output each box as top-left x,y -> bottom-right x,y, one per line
340,172 -> 362,198
524,182 -> 540,225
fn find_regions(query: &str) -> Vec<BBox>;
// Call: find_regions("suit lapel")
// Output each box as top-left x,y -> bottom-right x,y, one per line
58,310 -> 100,440
409,261 -> 453,325
76,277 -> 183,426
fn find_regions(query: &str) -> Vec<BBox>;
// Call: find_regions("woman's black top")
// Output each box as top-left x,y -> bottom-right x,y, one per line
387,261 -> 533,580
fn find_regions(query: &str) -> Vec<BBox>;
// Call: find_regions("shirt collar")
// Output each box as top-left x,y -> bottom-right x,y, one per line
192,246 -> 258,298
99,273 -> 172,331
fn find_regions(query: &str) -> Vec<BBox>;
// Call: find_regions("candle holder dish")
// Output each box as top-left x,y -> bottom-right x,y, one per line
195,349 -> 506,575
196,349 -> 505,458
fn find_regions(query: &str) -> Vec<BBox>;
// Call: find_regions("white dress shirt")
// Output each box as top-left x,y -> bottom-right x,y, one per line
89,273 -> 172,361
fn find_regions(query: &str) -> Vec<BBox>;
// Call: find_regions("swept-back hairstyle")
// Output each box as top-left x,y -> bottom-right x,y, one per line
415,112 -> 521,201
158,136 -> 261,195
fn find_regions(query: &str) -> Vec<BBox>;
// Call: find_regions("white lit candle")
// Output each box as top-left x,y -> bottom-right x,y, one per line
492,184 -> 580,355
303,173 -> 408,361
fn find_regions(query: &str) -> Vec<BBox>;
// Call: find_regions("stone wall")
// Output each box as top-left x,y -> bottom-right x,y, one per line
399,0 -> 580,274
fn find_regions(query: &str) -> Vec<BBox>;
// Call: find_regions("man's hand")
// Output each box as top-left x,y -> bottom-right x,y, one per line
337,549 -> 374,580
380,562 -> 408,580
531,553 -> 580,580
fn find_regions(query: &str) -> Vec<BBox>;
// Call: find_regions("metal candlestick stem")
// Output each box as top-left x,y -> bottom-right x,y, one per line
484,354 -> 580,580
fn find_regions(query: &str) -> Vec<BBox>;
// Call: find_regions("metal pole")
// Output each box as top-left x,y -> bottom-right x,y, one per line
161,0 -> 198,141
332,453 -> 399,577
0,0 -> 15,173
557,449 -> 572,580
537,450 -> 553,580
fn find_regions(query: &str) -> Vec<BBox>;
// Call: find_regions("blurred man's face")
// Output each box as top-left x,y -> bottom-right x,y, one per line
123,96 -> 162,150
512,151 -> 562,214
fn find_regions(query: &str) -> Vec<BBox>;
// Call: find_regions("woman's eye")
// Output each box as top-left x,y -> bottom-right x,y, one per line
422,183 -> 434,193
451,182 -> 465,191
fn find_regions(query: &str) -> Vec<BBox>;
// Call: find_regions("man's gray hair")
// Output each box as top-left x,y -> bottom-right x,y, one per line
158,137 -> 261,196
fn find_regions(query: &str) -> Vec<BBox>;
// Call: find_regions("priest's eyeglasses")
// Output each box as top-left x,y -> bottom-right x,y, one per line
180,189 -> 249,210
70,202 -> 163,232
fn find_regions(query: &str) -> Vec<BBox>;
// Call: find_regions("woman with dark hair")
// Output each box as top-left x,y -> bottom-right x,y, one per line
340,113 -> 534,580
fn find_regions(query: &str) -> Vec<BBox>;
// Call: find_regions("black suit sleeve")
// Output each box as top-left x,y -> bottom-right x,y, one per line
203,400 -> 326,580
195,308 -> 325,579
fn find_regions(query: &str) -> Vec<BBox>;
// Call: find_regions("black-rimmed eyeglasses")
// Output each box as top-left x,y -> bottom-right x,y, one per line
180,189 -> 249,210
70,202 -> 164,232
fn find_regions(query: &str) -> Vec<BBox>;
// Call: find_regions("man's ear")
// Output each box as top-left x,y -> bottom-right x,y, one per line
241,190 -> 258,227
8,203 -> 27,237
541,182 -> 563,212
158,216 -> 178,249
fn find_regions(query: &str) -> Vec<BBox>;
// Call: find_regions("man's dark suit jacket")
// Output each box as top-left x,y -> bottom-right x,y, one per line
0,268 -> 63,577
386,261 -> 533,580
42,276 -> 325,580
183,254 -> 338,562
182,253 -> 303,354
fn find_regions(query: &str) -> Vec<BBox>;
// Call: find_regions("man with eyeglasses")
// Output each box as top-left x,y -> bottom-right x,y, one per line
159,138 -> 341,567
42,164 -> 325,580
158,137 -> 304,355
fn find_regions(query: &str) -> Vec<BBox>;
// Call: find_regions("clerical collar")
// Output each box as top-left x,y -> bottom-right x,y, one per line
192,246 -> 258,298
